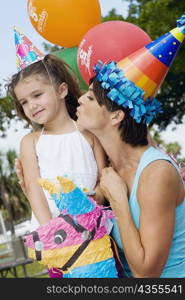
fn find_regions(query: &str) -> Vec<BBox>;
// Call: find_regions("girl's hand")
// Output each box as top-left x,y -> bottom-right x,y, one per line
15,158 -> 27,196
100,167 -> 128,207
180,167 -> 185,182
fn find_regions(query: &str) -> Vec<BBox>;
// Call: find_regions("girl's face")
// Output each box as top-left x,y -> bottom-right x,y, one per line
77,84 -> 110,131
14,74 -> 63,125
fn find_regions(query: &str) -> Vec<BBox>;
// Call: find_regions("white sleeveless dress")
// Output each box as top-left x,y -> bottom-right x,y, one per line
30,123 -> 98,230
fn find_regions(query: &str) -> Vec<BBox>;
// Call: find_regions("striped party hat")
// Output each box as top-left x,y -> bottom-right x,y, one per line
14,27 -> 45,72
94,13 -> 185,124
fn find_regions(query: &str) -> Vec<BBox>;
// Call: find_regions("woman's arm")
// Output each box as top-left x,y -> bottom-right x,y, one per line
20,133 -> 52,225
100,162 -> 181,277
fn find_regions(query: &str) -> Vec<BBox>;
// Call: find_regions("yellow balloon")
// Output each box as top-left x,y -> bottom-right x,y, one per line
27,0 -> 101,47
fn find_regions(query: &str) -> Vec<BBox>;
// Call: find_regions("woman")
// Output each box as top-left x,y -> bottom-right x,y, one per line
76,73 -> 185,278
76,14 -> 185,276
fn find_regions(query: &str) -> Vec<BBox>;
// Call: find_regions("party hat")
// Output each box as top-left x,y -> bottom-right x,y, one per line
14,27 -> 45,72
94,13 -> 185,124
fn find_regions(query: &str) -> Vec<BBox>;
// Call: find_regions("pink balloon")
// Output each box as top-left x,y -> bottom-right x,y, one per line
77,21 -> 152,84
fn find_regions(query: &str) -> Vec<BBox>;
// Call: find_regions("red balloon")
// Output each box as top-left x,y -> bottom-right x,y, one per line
77,21 -> 152,84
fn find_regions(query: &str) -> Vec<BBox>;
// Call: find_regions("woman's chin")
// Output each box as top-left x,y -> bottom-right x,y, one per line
76,117 -> 82,126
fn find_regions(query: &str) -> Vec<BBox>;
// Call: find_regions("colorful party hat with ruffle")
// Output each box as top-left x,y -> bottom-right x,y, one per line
94,13 -> 185,124
14,27 -> 44,72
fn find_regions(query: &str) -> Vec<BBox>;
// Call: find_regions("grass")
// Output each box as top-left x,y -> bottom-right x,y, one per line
5,260 -> 49,278
0,240 -> 49,278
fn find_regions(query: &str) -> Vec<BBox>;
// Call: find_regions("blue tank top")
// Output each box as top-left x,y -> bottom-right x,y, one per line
111,146 -> 185,278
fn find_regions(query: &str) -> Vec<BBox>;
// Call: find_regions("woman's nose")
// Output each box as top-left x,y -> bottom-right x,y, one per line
78,95 -> 84,105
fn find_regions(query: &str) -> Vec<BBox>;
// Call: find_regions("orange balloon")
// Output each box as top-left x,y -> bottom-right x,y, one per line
27,0 -> 101,47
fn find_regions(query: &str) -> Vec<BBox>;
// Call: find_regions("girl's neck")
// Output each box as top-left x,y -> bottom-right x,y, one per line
43,113 -> 75,135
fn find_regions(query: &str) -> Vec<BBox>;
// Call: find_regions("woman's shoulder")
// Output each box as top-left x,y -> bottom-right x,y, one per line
143,159 -> 178,179
140,159 -> 183,196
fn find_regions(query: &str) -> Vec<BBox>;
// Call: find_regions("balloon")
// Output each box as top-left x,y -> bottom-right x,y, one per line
27,0 -> 101,47
53,47 -> 88,92
77,21 -> 152,84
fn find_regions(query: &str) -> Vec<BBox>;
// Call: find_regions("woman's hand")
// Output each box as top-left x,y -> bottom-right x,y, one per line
15,158 -> 27,196
100,167 -> 128,209
93,184 -> 107,205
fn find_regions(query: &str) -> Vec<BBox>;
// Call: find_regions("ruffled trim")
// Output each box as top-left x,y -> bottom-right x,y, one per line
94,61 -> 163,124
177,12 -> 185,34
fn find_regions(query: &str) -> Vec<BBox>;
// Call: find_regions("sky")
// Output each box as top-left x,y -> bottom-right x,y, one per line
0,0 -> 185,157
0,0 -> 129,87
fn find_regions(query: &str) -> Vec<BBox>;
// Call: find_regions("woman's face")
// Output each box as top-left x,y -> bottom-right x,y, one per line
77,84 -> 110,131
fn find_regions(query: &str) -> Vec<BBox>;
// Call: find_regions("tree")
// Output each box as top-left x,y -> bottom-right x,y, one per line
0,95 -> 19,138
102,8 -> 124,22
165,142 -> 181,158
125,0 -> 185,129
0,1 -> 184,222
0,150 -> 30,232
42,43 -> 63,53
0,1 -> 185,133
150,127 -> 183,163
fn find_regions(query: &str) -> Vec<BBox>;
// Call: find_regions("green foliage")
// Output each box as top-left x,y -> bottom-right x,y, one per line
0,150 -> 30,228
5,261 -> 48,278
0,0 -> 184,221
150,127 -> 183,161
42,42 -> 63,53
1,1 -> 185,134
165,142 -> 181,157
0,96 -> 19,138
102,8 -> 124,22
126,0 -> 185,129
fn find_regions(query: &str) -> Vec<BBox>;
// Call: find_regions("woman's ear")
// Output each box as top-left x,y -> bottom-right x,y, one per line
58,82 -> 68,99
110,110 -> 125,126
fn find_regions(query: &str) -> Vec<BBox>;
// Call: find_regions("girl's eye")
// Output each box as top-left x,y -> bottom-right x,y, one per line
21,101 -> 27,106
35,93 -> 42,98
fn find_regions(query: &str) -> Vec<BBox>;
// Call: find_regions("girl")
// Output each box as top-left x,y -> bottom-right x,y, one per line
8,55 -> 123,278
7,54 -> 107,232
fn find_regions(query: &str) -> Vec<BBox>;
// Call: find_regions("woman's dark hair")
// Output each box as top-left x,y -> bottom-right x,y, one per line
7,54 -> 82,127
91,77 -> 148,147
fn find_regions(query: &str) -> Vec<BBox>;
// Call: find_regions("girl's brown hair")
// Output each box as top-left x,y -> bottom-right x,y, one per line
7,54 -> 82,127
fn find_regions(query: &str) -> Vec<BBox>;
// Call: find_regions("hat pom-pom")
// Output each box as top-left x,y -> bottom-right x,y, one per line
177,13 -> 185,28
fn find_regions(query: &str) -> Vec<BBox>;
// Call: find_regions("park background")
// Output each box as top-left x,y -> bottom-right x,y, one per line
0,0 -> 185,277
0,0 -> 185,158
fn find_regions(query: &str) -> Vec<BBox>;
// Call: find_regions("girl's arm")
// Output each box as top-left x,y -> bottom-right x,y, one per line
20,133 -> 52,225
